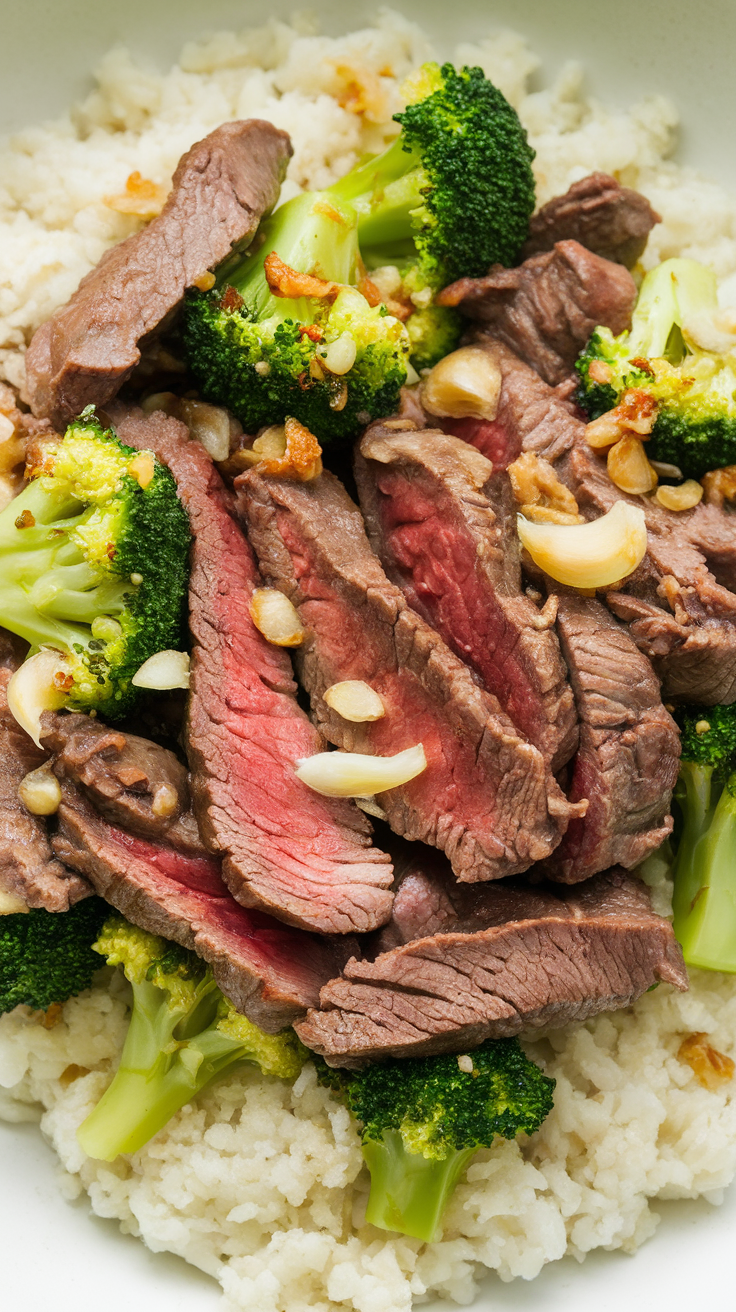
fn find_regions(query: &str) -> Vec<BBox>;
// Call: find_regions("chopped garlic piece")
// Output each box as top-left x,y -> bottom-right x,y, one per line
7,650 -> 70,747
323,681 -> 385,722
295,744 -> 427,798
128,452 -> 155,489
132,649 -> 190,690
250,589 -> 305,647
517,501 -> 647,589
179,399 -> 231,462
421,347 -> 501,421
19,765 -> 61,816
607,435 -> 658,495
0,888 -> 28,915
655,480 -> 703,511
457,1055 -> 474,1073
321,334 -> 357,376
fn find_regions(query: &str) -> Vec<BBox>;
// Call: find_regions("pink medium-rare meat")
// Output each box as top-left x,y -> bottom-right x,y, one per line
112,406 -> 393,936
53,784 -> 352,1031
237,467 -> 581,883
521,173 -> 661,268
295,858 -> 688,1064
355,424 -> 578,772
438,240 -> 637,386
26,120 -> 292,428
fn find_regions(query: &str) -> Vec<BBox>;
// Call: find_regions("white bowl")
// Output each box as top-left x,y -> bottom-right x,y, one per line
1,3 -> 735,1310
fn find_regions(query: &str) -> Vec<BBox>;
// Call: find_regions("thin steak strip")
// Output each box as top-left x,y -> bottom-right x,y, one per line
53,784 -> 353,1031
295,857 -> 688,1065
237,468 -> 579,883
521,173 -> 661,268
26,120 -> 292,428
355,424 -> 577,772
113,406 -> 393,935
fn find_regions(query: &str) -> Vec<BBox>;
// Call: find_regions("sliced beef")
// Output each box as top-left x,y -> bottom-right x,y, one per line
355,425 -> 578,772
26,120 -> 292,428
112,405 -> 393,936
521,173 -> 661,268
437,241 -> 636,386
237,467 -> 579,883
40,711 -> 203,853
53,784 -> 352,1031
543,593 -> 678,881
295,859 -> 688,1064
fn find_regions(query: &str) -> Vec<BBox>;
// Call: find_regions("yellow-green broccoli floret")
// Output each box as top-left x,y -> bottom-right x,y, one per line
0,408 -> 190,719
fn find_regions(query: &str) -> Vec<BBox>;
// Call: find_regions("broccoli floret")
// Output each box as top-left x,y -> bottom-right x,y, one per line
404,301 -> 462,372
576,258 -> 736,478
670,704 -> 736,972
0,897 -> 108,1014
0,409 -> 190,720
77,917 -> 307,1161
183,190 -> 410,440
317,1038 -> 554,1242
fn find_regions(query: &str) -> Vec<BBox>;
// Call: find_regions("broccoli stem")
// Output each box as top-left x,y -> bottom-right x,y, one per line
329,137 -> 424,254
672,764 -> 736,972
362,1130 -> 477,1242
627,258 -> 717,363
77,979 -> 243,1161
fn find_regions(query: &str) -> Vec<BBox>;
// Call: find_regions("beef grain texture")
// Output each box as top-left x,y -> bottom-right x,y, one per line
0,636 -> 91,911
355,424 -> 578,772
237,467 -> 579,883
295,859 -> 688,1064
53,784 -> 353,1031
438,240 -> 636,386
521,173 -> 661,268
41,711 -> 203,853
544,593 -> 679,882
25,120 -> 292,428
113,406 -> 393,936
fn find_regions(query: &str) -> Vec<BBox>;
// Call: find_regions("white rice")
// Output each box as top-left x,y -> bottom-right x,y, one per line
2,11 -> 736,1310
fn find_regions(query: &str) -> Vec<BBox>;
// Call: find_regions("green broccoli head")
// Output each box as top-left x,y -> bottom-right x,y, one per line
575,259 -> 736,479
183,190 -> 410,440
0,410 -> 190,722
0,897 -> 109,1015
318,1037 -> 554,1241
404,302 -> 462,372
670,703 -> 736,973
77,917 -> 306,1161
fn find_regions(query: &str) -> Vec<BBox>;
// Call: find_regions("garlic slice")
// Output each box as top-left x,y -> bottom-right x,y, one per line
178,399 -> 232,462
517,501 -> 647,589
132,649 -> 191,690
7,650 -> 70,748
420,347 -> 501,421
19,764 -> 62,816
250,589 -> 305,647
323,681 -> 385,722
295,744 -> 427,798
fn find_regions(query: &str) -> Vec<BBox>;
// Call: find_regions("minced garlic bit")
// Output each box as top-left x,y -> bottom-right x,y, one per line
323,680 -> 385,722
18,764 -> 62,816
517,500 -> 647,589
678,1032 -> 735,1090
192,270 -> 216,292
695,719 -> 711,736
607,435 -> 658,495
295,743 -> 427,798
420,346 -> 501,422
152,783 -> 179,818
457,1055 -> 474,1074
700,465 -> 736,508
508,451 -> 583,525
586,387 -> 658,449
250,588 -> 306,647
103,171 -> 169,220
655,480 -> 703,511
178,399 -> 232,462
0,888 -> 29,915
128,452 -> 155,489
132,649 -> 191,690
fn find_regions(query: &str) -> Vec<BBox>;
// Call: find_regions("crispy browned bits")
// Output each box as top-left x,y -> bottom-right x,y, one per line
678,1032 -> 735,1090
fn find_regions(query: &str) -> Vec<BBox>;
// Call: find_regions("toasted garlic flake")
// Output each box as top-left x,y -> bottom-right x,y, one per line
103,171 -> 168,219
259,417 -> 322,482
655,480 -> 703,511
128,452 -> 155,489
354,795 -> 388,820
0,888 -> 28,915
132,649 -> 190,690
421,346 -> 501,422
7,650 -> 70,748
678,1032 -> 735,1090
324,680 -> 385,722
517,501 -> 647,589
250,589 -> 305,647
295,743 -> 427,798
19,765 -> 61,816
179,399 -> 231,462
152,783 -> 179,818
701,465 -> 736,507
607,435 -> 658,495
508,451 -> 583,524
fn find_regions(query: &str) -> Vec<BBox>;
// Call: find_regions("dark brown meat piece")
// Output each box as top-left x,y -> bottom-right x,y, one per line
26,121 -> 292,428
40,710 -> 202,853
355,424 -> 578,772
438,240 -> 636,386
521,173 -> 661,268
237,467 -> 579,883
543,593 -> 678,881
0,633 -> 91,912
295,858 -> 688,1065
53,784 -> 353,1031
112,405 -> 393,936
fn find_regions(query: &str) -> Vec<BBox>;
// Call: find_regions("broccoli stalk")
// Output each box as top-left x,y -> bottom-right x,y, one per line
318,1038 -> 555,1242
0,897 -> 108,1014
576,258 -> 736,478
671,705 -> 736,971
0,409 -> 190,721
77,917 -> 306,1161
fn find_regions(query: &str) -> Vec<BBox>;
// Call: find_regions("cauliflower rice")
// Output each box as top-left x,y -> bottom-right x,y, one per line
2,11 -> 736,1310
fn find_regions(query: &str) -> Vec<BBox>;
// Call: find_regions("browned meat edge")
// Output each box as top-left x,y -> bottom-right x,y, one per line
521,173 -> 661,268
